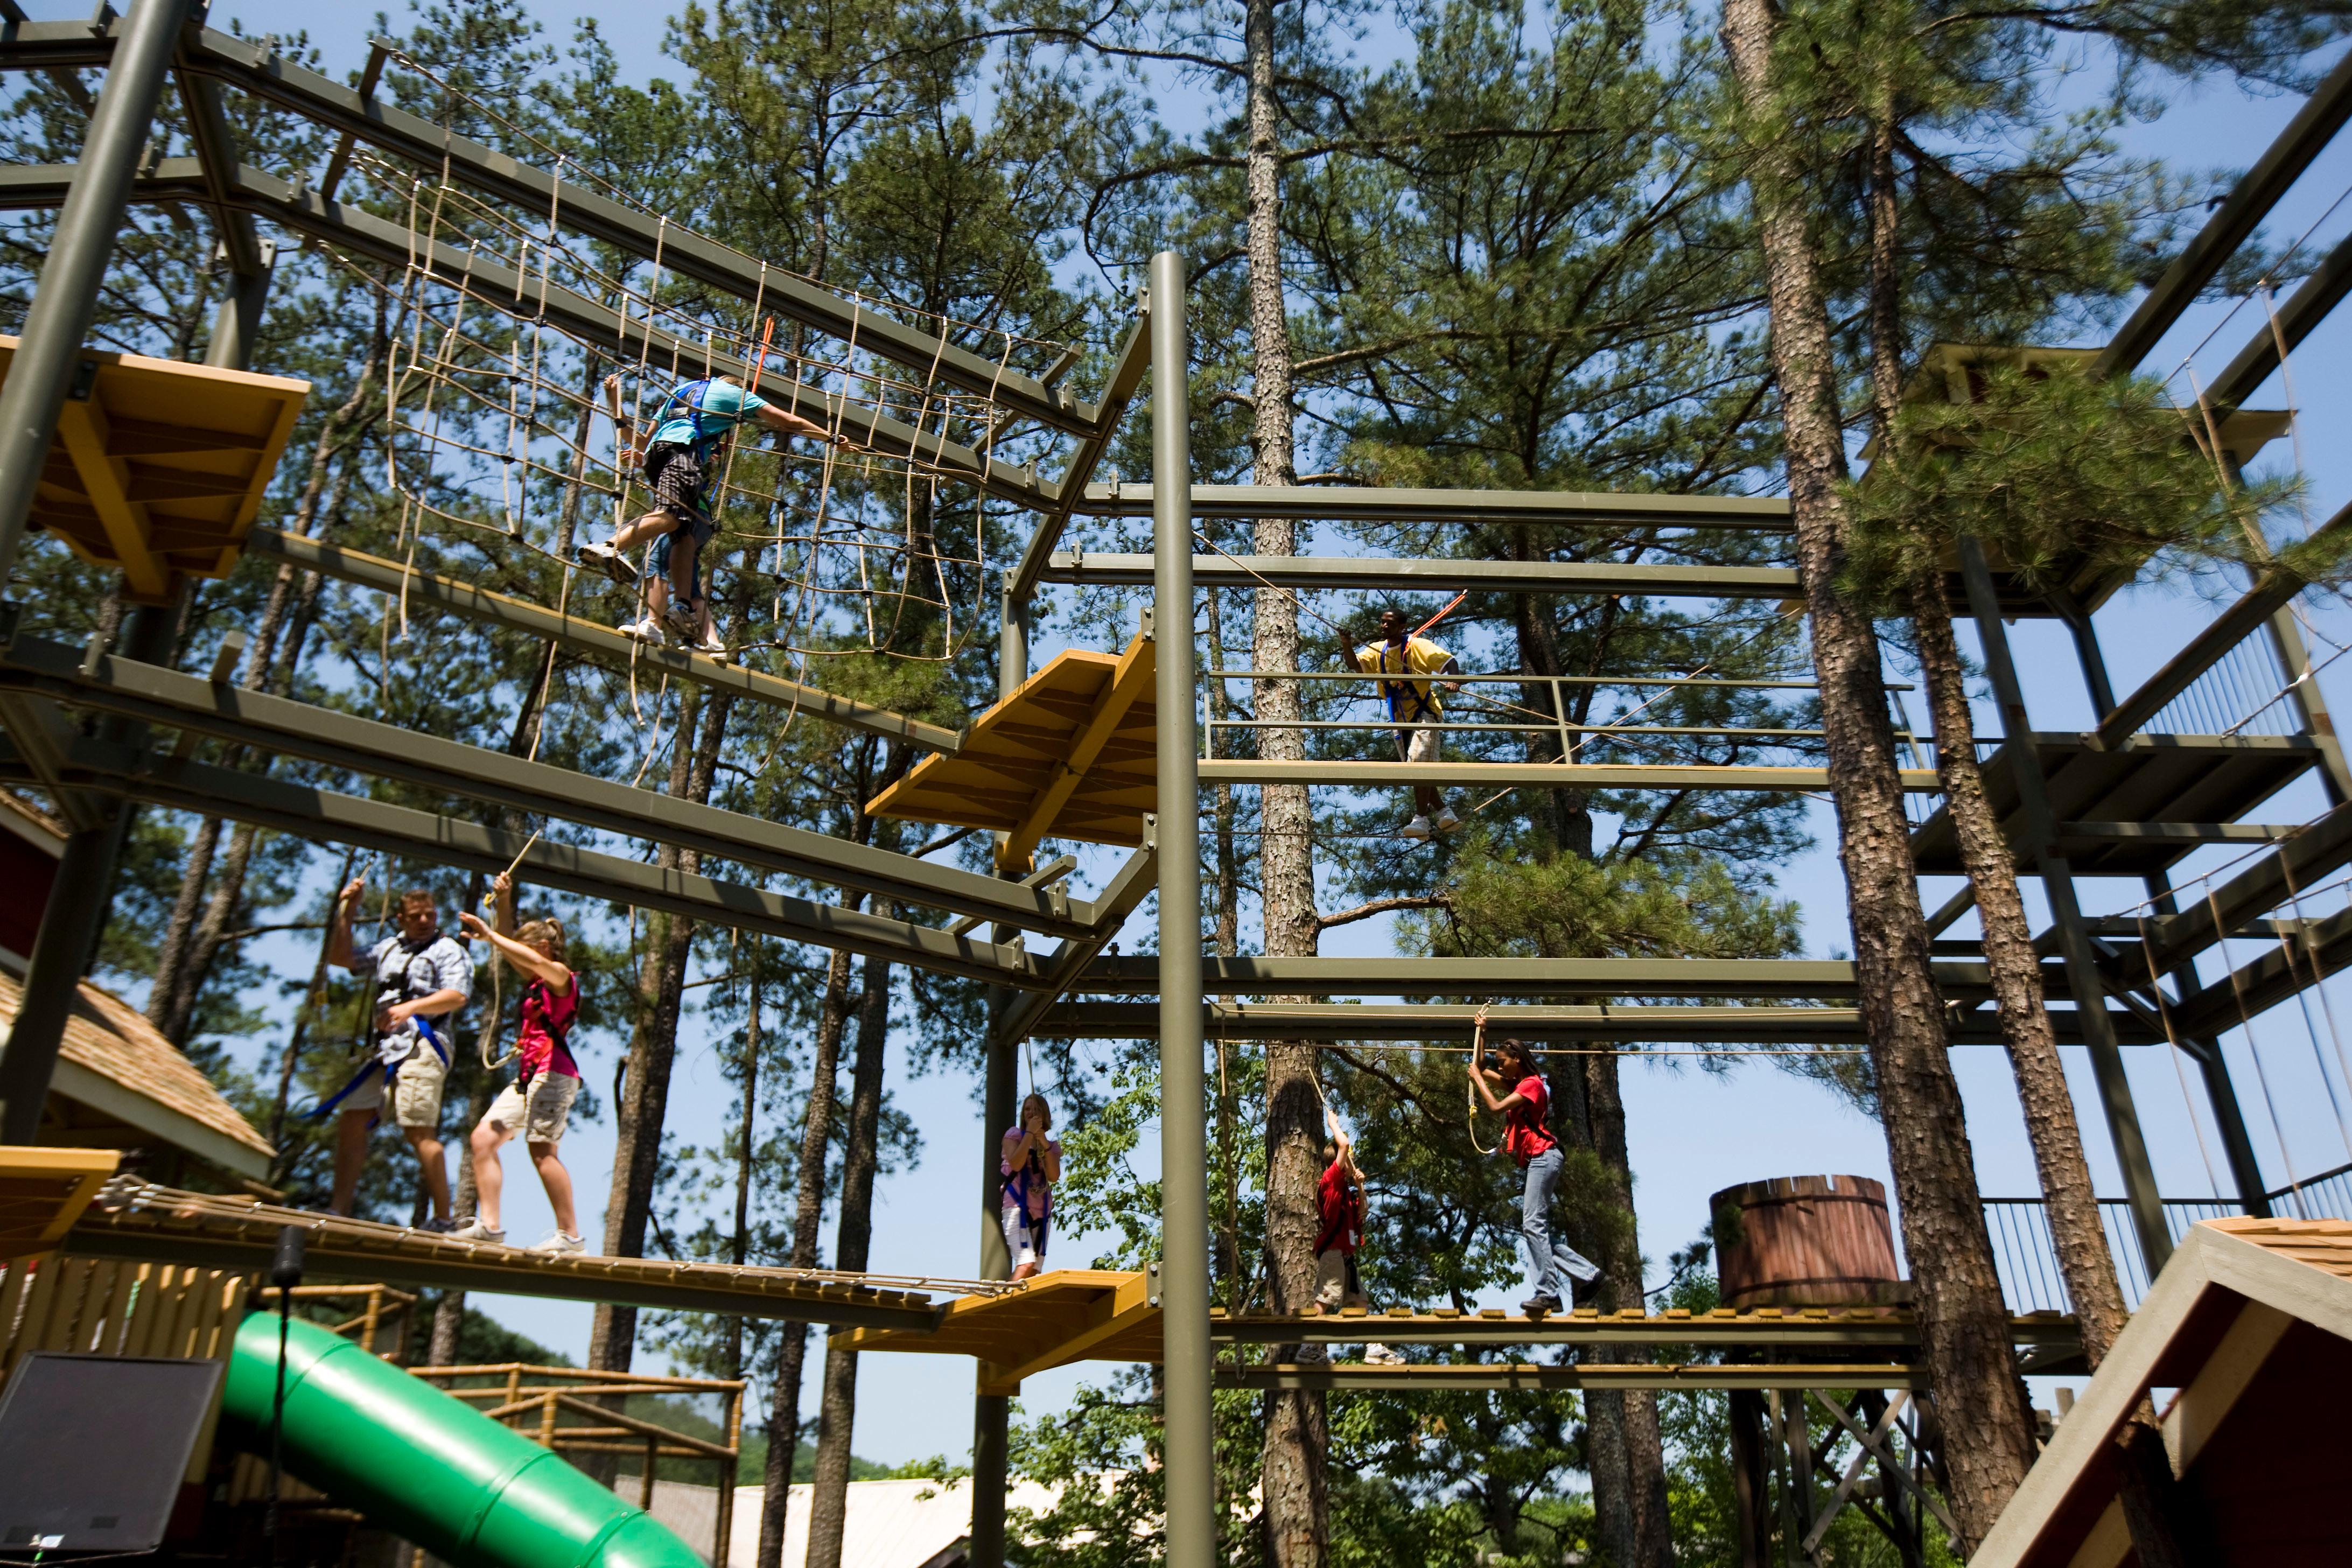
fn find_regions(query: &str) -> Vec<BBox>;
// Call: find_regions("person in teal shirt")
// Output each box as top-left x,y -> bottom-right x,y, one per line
577,370 -> 842,655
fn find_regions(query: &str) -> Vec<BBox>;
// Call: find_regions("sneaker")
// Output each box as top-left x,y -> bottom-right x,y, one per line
531,1230 -> 586,1255
419,1216 -> 457,1234
1400,815 -> 1433,842
662,600 -> 699,637
447,1218 -> 505,1243
619,615 -> 667,644
689,628 -> 728,658
577,539 -> 637,587
1362,1343 -> 1408,1366
1434,810 -> 1462,834
1521,1292 -> 1563,1319
1291,1342 -> 1329,1364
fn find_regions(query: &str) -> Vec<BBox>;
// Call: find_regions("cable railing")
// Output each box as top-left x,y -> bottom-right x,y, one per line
1980,1160 -> 2352,1314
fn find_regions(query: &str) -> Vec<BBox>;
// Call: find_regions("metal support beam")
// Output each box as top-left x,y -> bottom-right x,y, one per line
2092,496 -> 2352,748
0,0 -> 187,586
1008,316 -> 1152,604
1038,550 -> 1802,600
2093,44 -> 2352,377
0,723 -> 1047,988
0,629 -> 1089,936
970,574 -> 1031,1568
0,159 -> 1062,512
202,235 -> 275,371
1959,537 -> 2171,1271
1071,482 -> 1793,529
1200,759 -> 1942,792
2209,224 -> 2352,410
1149,250 -> 1213,1568
242,528 -> 962,752
173,64 -> 263,278
2136,869 -> 2272,1217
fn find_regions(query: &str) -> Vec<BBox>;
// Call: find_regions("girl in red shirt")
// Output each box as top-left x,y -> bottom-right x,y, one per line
453,874 -> 584,1252
1470,1010 -> 1599,1317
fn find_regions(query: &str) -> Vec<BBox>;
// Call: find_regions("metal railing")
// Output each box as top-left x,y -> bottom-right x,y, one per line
1980,1160 -> 2352,1314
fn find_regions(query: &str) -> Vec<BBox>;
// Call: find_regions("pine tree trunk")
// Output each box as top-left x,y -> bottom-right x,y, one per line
727,958 -> 764,1380
1244,0 -> 1327,1555
1578,1050 -> 1674,1566
1721,1 -> 2034,1546
755,940 -> 856,1568
590,683 -> 729,1370
805,955 -> 890,1568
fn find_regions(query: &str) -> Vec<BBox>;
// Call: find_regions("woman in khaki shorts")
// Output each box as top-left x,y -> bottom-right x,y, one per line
452,874 -> 585,1252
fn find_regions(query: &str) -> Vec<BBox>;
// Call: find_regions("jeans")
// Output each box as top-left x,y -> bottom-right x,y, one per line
1520,1146 -> 1600,1299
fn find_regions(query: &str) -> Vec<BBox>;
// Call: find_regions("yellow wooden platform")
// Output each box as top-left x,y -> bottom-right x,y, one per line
1,336 -> 309,604
835,1269 -> 1160,1395
0,1146 -> 118,1261
867,633 -> 1156,872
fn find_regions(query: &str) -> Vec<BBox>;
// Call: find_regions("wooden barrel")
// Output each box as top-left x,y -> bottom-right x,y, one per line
1710,1175 -> 1902,1308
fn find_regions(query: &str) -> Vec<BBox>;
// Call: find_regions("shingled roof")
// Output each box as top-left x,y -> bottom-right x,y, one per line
0,968 -> 275,1181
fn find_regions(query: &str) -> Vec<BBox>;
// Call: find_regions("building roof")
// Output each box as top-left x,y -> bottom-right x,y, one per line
1969,1216 -> 2352,1568
0,968 -> 275,1181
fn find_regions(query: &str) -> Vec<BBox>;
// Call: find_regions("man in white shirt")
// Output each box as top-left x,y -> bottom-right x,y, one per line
321,880 -> 471,1226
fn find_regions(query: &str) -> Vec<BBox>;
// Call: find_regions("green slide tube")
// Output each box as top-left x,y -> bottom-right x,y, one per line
222,1311 -> 707,1568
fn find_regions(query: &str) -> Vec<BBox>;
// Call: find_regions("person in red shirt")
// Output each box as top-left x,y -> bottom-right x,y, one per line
1471,1011 -> 1598,1318
451,874 -> 585,1252
1301,1108 -> 1408,1366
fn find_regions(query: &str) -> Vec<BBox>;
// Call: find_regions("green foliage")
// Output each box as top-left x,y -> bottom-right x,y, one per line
1842,363 -> 2314,610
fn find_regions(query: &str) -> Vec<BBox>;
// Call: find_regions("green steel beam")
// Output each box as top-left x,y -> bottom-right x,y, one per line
0,724 -> 1048,988
0,628 -> 1091,936
243,528 -> 964,753
1070,953 -> 2077,1002
2170,899 -> 2352,1040
990,838 -> 1160,1049
1070,482 -> 1794,528
1030,1001 -> 2163,1045
1213,1314 -> 2081,1350
2209,226 -> 2352,409
1040,551 -> 1801,599
2132,801 -> 2352,974
1217,1364 -> 1930,1393
1009,317 -> 1153,601
0,19 -> 1095,436
1199,760 -> 1943,792
2094,44 -> 2352,377
0,159 -> 1060,512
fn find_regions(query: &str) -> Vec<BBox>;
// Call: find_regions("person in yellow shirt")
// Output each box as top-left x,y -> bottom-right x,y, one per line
1349,606 -> 1464,839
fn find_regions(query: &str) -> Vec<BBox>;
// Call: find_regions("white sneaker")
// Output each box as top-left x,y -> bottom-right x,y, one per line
619,615 -> 667,644
576,540 -> 637,587
1400,815 -> 1432,842
1434,811 -> 1462,834
531,1230 -> 586,1255
448,1219 -> 505,1243
689,628 -> 728,658
1362,1343 -> 1408,1366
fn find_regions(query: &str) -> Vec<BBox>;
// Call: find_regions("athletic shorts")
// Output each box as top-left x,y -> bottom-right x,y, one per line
340,1044 -> 447,1130
482,1073 -> 579,1144
1314,1248 -> 1368,1311
641,443 -> 715,538
1000,1205 -> 1049,1270
1393,725 -> 1441,765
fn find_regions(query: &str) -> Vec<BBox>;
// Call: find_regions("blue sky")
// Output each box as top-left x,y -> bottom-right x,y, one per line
45,0 -> 2352,1466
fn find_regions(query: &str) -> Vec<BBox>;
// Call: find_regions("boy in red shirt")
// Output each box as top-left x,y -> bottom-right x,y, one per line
1308,1107 -> 1406,1364
1471,1011 -> 1599,1318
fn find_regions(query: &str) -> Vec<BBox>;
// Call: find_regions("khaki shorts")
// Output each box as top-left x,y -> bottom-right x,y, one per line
1393,725 -> 1441,764
483,1073 -> 579,1145
1314,1248 -> 1368,1311
341,1042 -> 447,1130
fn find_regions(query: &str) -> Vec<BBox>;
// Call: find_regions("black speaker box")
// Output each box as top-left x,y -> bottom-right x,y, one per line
0,1353 -> 225,1556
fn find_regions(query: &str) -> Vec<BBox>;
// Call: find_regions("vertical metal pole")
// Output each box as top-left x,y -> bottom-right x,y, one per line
0,0 -> 192,583
969,577 -> 1030,1568
2059,596 -> 2272,1213
205,237 -> 279,372
1958,540 -> 2172,1271
2262,604 -> 2352,804
1150,249 -> 1213,1568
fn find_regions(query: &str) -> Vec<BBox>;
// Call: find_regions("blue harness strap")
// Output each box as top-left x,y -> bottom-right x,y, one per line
1376,642 -> 1442,724
659,377 -> 730,459
307,1018 -> 449,1125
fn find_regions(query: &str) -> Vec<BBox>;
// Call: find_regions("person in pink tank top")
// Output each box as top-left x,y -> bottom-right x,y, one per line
452,874 -> 586,1252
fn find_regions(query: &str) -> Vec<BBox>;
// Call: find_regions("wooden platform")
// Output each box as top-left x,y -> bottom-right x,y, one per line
867,634 -> 1156,872
1,336 -> 308,604
66,1181 -> 982,1331
0,1146 -> 118,1261
1909,732 -> 2323,876
831,1269 -> 2083,1391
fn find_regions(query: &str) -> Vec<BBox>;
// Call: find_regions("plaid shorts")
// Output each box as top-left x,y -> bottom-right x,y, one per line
641,442 -> 714,540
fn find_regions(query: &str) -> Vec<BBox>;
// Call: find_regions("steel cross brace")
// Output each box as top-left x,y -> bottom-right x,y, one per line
1802,1390 -> 1958,1552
